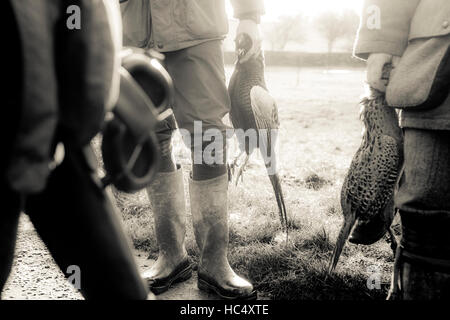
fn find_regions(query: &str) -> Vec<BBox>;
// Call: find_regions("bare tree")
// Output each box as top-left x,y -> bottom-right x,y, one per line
315,9 -> 359,53
264,14 -> 305,51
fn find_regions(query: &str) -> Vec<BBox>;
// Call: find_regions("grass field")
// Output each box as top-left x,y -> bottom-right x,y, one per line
115,66 -> 395,300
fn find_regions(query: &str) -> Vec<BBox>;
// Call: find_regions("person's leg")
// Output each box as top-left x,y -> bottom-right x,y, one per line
25,146 -> 149,299
142,40 -> 231,294
166,40 -> 256,299
141,114 -> 192,294
392,128 -> 450,299
0,183 -> 21,298
0,0 -> 24,298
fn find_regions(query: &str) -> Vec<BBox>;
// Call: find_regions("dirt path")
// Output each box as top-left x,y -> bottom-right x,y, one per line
2,214 -> 220,300
2,215 -> 82,300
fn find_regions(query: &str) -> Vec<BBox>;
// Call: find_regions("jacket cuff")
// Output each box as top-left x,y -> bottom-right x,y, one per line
231,0 -> 265,18
237,12 -> 261,24
354,39 -> 408,60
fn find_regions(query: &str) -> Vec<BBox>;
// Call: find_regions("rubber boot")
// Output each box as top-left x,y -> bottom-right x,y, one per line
189,173 -> 257,300
142,165 -> 192,294
388,210 -> 450,300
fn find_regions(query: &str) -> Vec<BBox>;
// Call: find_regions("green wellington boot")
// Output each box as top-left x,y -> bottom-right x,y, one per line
142,166 -> 192,295
189,173 -> 257,300
387,211 -> 450,300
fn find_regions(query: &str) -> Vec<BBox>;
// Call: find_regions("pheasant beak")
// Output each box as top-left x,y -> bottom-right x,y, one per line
237,48 -> 246,60
235,33 -> 252,62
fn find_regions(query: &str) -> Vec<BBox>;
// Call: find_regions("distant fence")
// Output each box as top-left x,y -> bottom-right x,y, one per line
224,51 -> 366,68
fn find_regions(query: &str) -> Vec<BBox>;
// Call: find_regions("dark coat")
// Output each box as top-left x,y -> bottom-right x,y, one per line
7,0 -> 121,193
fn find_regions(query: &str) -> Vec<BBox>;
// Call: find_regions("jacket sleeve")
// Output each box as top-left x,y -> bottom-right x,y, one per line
230,0 -> 265,20
354,0 -> 420,60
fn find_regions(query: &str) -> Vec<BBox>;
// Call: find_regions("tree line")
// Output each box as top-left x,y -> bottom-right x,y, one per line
263,9 -> 360,53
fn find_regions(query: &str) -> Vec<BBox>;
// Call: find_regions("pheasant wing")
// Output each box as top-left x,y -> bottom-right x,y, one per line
250,86 -> 279,129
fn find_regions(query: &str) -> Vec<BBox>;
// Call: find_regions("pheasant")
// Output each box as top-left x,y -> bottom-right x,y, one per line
228,33 -> 288,233
328,65 -> 403,273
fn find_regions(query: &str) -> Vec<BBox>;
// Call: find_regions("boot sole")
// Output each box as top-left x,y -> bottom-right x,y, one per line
150,267 -> 193,295
198,278 -> 258,300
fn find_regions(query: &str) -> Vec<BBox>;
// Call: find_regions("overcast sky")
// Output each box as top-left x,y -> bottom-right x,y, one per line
226,0 -> 362,21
